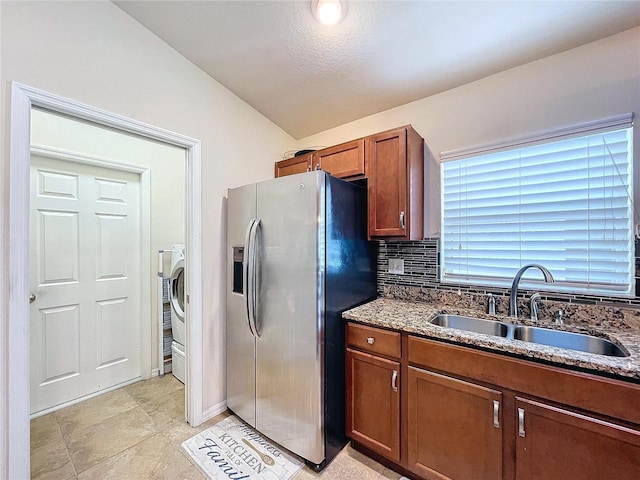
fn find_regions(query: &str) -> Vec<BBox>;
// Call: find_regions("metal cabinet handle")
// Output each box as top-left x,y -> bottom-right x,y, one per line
366,337 -> 375,345
306,164 -> 311,172
518,408 -> 526,437
315,163 -> 321,170
493,400 -> 500,428
29,293 -> 36,304
400,211 -> 405,230
391,370 -> 398,393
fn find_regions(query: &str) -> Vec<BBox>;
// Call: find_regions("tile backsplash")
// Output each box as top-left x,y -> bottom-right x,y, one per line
377,239 -> 640,309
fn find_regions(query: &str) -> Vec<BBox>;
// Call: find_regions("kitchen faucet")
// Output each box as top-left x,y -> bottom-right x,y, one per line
509,264 -> 554,318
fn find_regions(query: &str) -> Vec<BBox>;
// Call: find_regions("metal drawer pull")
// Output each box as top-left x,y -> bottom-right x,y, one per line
493,400 -> 500,428
400,211 -> 405,230
392,370 -> 398,392
518,408 -> 526,437
366,337 -> 375,344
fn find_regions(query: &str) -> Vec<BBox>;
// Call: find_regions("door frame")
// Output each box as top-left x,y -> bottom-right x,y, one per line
3,82 -> 204,478
30,144 -> 152,414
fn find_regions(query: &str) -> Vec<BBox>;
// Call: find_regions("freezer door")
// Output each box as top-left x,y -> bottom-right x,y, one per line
255,171 -> 325,464
226,183 -> 257,427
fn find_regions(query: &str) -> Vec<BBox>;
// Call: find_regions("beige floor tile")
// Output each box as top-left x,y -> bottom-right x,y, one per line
341,443 -> 386,473
293,443 -> 384,479
66,406 -> 158,473
380,466 -> 406,479
33,376 -> 398,480
31,413 -> 63,451
319,445 -> 384,480
76,433 -> 206,480
139,386 -> 186,428
55,388 -> 138,438
125,374 -> 183,407
31,439 -> 76,480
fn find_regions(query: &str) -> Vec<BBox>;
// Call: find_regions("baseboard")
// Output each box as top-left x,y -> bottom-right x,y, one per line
199,400 -> 228,424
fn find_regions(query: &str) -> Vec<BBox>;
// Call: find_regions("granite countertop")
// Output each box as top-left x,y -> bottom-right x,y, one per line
343,297 -> 640,382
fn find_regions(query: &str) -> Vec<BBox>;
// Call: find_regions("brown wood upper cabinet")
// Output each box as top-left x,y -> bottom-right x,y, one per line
275,125 -> 425,240
274,152 -> 312,177
367,126 -> 424,240
275,139 -> 365,180
313,139 -> 365,179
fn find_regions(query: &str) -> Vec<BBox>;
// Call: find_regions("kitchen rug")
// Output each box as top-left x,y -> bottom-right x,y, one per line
182,415 -> 304,480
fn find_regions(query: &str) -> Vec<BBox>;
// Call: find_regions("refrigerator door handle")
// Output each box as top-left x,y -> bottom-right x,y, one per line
247,218 -> 261,337
243,218 -> 257,337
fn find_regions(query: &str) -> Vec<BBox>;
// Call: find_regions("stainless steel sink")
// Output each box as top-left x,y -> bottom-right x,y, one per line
429,314 -> 629,357
429,314 -> 509,337
513,325 -> 629,357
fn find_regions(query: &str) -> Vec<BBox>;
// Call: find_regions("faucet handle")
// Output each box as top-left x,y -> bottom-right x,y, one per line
487,293 -> 496,315
555,309 -> 564,325
530,293 -> 541,321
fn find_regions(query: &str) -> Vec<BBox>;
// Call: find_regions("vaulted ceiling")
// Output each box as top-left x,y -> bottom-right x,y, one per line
114,1 -> 640,139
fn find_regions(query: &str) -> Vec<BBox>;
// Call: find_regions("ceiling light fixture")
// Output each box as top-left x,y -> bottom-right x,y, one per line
312,0 -> 347,26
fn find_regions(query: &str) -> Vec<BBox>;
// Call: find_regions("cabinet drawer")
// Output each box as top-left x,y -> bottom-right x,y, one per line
347,323 -> 401,359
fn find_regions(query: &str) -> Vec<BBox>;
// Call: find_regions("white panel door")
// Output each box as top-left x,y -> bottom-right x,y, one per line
29,155 -> 142,414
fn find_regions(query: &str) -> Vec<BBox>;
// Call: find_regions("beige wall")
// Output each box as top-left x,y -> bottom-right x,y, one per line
30,108 -> 186,374
295,27 -> 640,237
1,0 -> 294,423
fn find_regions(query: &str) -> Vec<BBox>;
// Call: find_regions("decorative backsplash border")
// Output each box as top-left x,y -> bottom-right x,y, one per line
377,239 -> 640,309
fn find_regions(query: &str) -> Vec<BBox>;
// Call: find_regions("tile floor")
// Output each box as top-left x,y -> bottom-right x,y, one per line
31,375 -> 404,480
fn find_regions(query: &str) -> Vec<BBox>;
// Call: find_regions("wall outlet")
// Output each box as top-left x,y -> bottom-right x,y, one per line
389,258 -> 405,275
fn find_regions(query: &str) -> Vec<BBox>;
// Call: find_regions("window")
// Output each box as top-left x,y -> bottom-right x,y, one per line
440,114 -> 635,296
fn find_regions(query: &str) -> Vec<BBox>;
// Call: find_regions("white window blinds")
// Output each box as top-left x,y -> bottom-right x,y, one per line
441,121 -> 634,296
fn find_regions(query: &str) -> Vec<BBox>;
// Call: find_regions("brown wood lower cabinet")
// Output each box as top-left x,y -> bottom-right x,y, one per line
407,366 -> 503,479
346,348 -> 400,462
515,397 -> 640,480
345,323 -> 640,480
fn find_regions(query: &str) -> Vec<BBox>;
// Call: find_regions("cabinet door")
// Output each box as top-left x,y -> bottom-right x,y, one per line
408,366 -> 503,480
314,139 -> 365,179
274,154 -> 311,177
367,128 -> 408,238
366,126 -> 423,240
346,348 -> 400,462
515,397 -> 640,480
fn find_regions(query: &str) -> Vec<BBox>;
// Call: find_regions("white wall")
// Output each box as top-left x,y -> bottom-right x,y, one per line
31,108 -> 186,374
0,2 -> 294,469
296,27 -> 640,237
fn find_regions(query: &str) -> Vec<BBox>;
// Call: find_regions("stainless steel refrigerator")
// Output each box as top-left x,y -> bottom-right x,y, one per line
226,171 -> 376,470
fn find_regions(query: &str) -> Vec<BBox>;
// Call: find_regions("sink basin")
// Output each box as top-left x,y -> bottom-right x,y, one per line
513,325 -> 629,357
430,314 -> 509,337
428,314 -> 629,357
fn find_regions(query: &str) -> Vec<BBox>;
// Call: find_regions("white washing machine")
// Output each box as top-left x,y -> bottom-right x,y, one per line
170,244 -> 186,384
